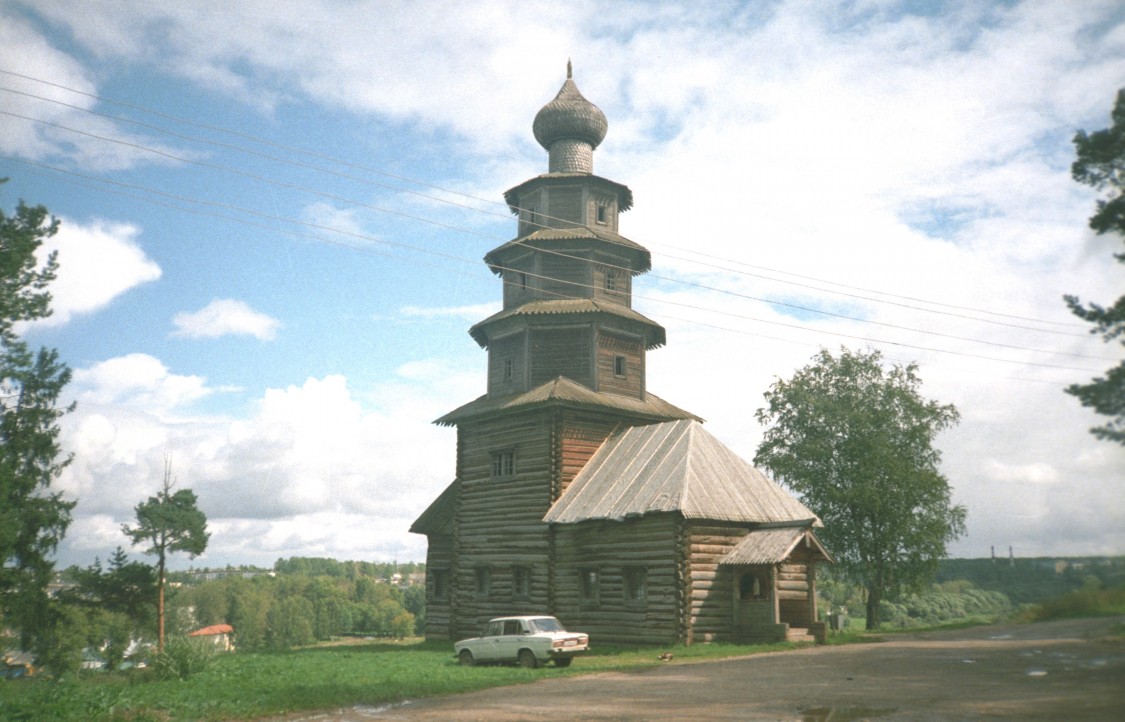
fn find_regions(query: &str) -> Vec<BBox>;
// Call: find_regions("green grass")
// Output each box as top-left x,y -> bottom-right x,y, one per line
0,638 -> 800,721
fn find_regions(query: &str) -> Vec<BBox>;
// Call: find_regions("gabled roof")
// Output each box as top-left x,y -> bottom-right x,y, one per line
468,298 -> 666,349
435,376 -> 699,427
484,226 -> 649,274
409,480 -> 457,535
543,419 -> 820,525
189,624 -> 234,637
719,526 -> 833,565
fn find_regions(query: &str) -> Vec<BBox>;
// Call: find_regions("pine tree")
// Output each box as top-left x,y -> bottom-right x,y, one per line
0,185 -> 76,648
1065,88 -> 1125,444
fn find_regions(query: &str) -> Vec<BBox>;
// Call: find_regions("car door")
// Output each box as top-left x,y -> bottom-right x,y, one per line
477,620 -> 504,661
496,619 -> 525,661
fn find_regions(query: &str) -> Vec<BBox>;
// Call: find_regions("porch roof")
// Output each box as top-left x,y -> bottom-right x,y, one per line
720,526 -> 833,565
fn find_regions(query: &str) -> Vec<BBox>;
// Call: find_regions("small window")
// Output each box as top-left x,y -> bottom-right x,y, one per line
529,207 -> 538,226
432,569 -> 449,600
475,567 -> 492,598
739,571 -> 768,600
503,357 -> 514,382
624,567 -> 647,605
596,205 -> 607,224
519,272 -> 528,291
491,450 -> 516,478
614,355 -> 627,378
604,268 -> 618,293
579,568 -> 600,605
512,566 -> 531,600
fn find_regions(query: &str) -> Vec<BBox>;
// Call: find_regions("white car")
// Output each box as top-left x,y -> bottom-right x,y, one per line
454,615 -> 589,668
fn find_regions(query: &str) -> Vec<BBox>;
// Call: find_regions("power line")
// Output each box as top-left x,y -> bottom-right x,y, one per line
3,109 -> 1110,364
0,70 -> 1089,335
4,155 -> 1110,376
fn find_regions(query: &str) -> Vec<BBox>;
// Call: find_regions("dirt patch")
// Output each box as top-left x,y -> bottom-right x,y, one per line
265,617 -> 1125,721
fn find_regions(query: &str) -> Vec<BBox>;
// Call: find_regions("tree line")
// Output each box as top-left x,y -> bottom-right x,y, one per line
172,567 -> 424,650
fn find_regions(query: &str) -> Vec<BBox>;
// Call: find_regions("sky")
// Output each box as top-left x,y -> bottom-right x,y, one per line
1,0 -> 1123,572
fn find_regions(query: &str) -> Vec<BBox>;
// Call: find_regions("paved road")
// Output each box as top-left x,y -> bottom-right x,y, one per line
269,617 -> 1125,721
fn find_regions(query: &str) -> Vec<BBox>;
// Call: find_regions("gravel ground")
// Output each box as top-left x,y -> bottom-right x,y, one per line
262,616 -> 1125,721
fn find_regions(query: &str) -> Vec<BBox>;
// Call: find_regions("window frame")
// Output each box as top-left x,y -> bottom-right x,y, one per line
613,355 -> 627,378
512,565 -> 531,600
604,267 -> 619,293
474,566 -> 492,599
579,567 -> 600,607
623,566 -> 647,606
431,568 -> 449,601
490,449 -> 516,478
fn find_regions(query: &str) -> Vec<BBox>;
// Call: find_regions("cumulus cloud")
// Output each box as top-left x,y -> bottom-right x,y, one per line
25,218 -> 161,327
57,359 -> 465,567
171,299 -> 281,340
18,0 -> 1125,568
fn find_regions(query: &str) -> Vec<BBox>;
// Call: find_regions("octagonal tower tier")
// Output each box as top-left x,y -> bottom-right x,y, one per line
464,65 -> 668,405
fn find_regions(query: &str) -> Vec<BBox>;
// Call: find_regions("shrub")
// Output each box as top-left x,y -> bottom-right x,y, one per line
151,636 -> 216,680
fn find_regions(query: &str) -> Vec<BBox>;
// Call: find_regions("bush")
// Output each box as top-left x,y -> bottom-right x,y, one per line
151,636 -> 216,680
1013,584 -> 1125,622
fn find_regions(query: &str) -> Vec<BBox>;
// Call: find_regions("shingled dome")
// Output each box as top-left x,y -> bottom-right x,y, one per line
532,62 -> 608,151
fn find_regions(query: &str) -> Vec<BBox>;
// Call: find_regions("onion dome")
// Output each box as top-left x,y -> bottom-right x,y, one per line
532,61 -> 607,173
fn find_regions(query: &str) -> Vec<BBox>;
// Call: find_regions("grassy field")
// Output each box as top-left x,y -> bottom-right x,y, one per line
8,584 -> 1122,722
0,638 -> 799,721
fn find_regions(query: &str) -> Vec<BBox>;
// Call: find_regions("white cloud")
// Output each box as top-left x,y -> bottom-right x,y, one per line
171,299 -> 281,340
20,0 -> 1125,569
0,10 -> 198,170
26,218 -> 161,327
56,359 -> 464,568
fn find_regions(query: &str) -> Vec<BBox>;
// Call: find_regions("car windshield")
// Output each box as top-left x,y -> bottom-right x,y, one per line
528,617 -> 564,633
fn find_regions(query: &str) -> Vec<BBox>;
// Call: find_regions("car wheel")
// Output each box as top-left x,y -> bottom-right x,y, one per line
554,657 -> 572,668
458,649 -> 474,667
518,649 -> 538,669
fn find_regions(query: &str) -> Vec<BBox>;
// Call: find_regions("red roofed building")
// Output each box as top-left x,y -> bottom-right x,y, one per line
188,623 -> 234,651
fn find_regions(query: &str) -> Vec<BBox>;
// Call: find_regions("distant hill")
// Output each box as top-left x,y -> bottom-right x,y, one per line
936,556 -> 1125,605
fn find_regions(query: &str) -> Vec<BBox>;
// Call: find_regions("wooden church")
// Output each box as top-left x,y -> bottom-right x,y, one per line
411,65 -> 831,646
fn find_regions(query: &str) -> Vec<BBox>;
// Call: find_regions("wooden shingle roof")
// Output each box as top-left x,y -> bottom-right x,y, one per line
409,480 -> 457,535
483,225 -> 649,274
435,376 -> 699,427
468,298 -> 665,349
719,526 -> 833,565
543,419 -> 820,525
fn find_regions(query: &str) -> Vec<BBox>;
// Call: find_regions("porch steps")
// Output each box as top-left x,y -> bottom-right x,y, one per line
786,627 -> 816,643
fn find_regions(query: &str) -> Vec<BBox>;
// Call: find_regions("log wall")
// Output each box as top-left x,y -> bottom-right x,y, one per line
530,326 -> 592,388
423,535 -> 453,640
539,247 -> 589,300
548,186 -> 583,227
556,411 -> 617,498
552,514 -> 682,645
451,414 -> 555,640
595,330 -> 644,398
685,523 -> 750,642
487,332 -> 526,396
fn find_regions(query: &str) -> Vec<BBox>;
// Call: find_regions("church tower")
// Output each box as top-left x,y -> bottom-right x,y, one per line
471,60 -> 666,403
419,65 -> 696,641
411,66 -> 826,648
